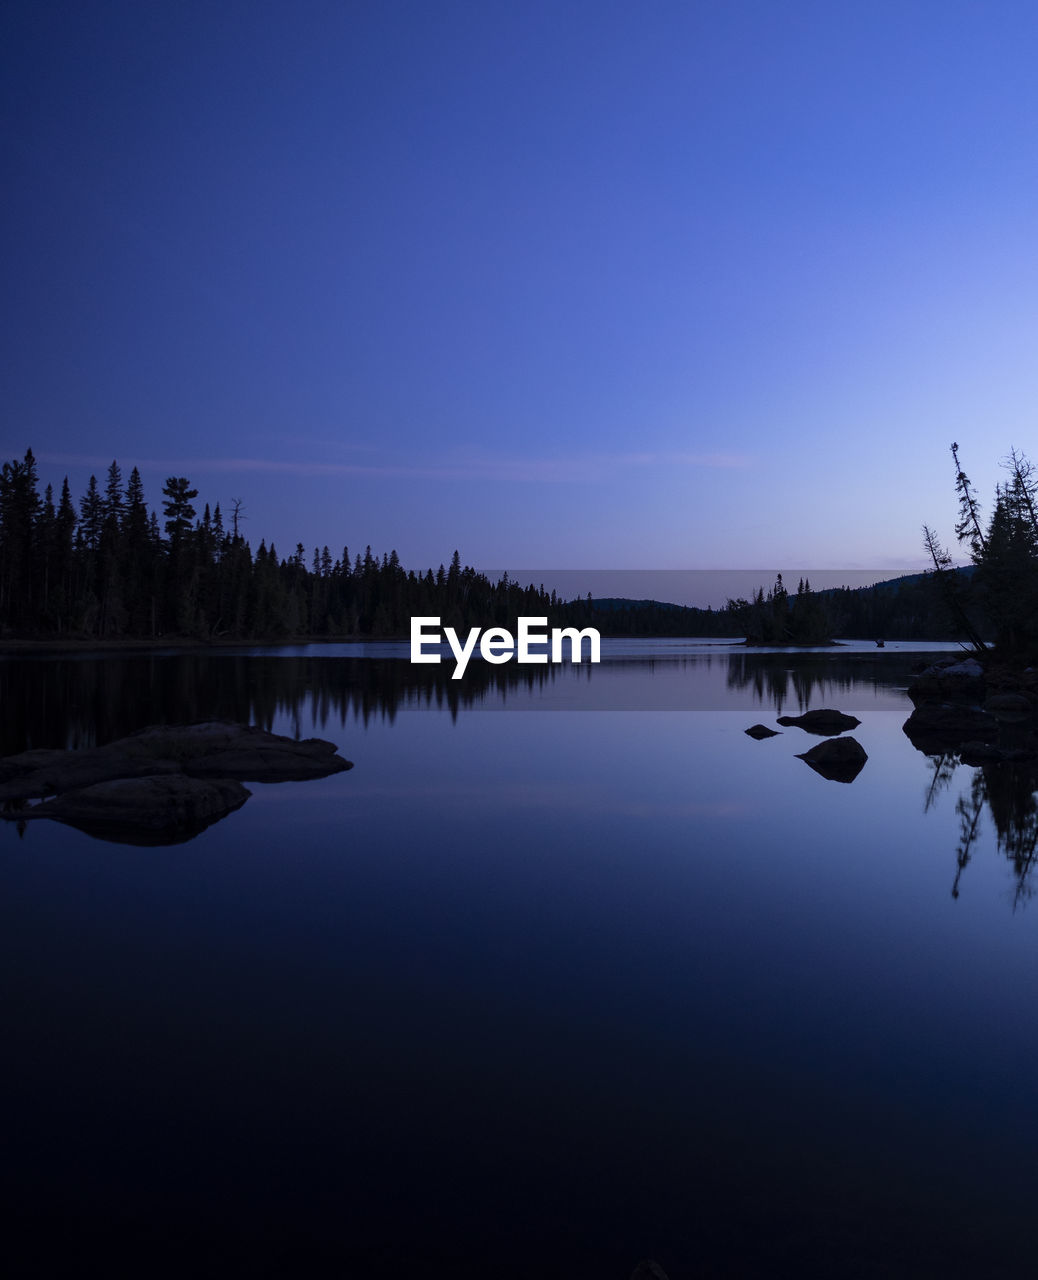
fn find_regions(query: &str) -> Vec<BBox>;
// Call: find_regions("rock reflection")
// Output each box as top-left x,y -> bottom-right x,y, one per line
795,736 -> 868,783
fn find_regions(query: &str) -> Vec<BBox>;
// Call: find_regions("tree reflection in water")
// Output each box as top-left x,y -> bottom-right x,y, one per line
12,647 -> 1037,905
723,650 -> 905,718
922,751 -> 1038,906
0,652 -> 566,756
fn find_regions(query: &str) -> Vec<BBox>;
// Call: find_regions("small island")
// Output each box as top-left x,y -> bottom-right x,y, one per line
727,574 -> 837,645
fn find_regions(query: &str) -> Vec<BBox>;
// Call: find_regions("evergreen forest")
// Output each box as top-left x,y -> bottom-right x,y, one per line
0,450 -> 599,640
0,446 -> 994,644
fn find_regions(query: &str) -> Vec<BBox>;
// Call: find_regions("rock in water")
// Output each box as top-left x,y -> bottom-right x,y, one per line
796,736 -> 868,782
0,721 -> 352,805
745,724 -> 781,739
0,721 -> 352,844
776,708 -> 861,735
907,657 -> 986,702
118,722 -> 353,781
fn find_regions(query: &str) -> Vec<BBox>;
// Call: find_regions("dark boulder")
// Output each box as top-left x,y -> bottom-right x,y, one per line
0,722 -> 351,806
796,736 -> 868,782
959,741 -> 1007,766
0,745 -> 180,803
776,708 -> 861,736
958,741 -> 1038,767
902,703 -> 998,754
745,724 -> 781,739
122,722 -> 352,782
907,657 -> 985,703
983,692 -> 1034,723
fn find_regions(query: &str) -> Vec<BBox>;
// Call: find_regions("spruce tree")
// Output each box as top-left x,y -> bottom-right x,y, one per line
162,477 -> 198,546
79,475 -> 103,552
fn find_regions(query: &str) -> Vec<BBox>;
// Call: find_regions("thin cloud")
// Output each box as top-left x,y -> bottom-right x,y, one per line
34,449 -> 753,483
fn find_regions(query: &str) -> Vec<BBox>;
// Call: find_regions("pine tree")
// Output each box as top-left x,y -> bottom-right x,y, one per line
162,476 -> 198,546
79,475 -> 103,552
36,483 -> 56,622
103,460 -> 123,528
123,467 -> 148,542
973,484 -> 1038,653
122,467 -> 152,633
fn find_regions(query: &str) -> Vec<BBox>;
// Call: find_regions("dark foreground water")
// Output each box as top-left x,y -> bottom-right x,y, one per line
3,641 -> 1038,1278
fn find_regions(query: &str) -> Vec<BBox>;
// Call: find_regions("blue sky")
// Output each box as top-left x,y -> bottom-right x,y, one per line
3,1 -> 1037,579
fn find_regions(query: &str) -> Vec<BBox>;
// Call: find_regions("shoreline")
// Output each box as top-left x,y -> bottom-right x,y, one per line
0,635 -> 390,653
0,634 -> 961,655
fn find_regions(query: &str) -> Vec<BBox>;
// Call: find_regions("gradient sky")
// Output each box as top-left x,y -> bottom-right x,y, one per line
3,1 -> 1037,579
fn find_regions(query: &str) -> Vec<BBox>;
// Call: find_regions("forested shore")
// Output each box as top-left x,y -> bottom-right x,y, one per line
0,450 -> 602,641
0,447 -> 966,643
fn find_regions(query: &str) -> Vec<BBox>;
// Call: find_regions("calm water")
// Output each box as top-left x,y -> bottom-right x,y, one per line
3,640 -> 1037,1278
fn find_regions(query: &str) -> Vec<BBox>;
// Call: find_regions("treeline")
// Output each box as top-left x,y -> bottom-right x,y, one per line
593,577 -> 838,641
0,445 -> 1004,644
725,571 -> 984,643
594,573 -> 967,642
0,450 -> 592,640
817,573 -> 971,641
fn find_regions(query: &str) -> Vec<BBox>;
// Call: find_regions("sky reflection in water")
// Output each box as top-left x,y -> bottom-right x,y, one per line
2,645 -> 1036,1278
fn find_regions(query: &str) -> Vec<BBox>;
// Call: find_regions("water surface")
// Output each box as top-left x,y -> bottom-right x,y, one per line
2,641 -> 1036,1278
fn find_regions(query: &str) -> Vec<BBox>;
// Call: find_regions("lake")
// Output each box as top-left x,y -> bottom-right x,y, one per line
3,639 -> 1037,1278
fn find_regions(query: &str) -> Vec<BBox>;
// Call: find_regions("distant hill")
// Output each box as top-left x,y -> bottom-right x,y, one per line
586,567 -> 982,641
591,597 -> 692,613
588,596 -> 727,636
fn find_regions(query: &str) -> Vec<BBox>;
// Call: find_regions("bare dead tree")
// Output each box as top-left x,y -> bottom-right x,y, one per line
230,497 -> 247,541
923,523 -> 987,652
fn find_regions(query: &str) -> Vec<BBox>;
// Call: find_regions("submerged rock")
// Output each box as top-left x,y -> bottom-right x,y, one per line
745,724 -> 781,739
796,736 -> 868,782
775,708 -> 861,736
